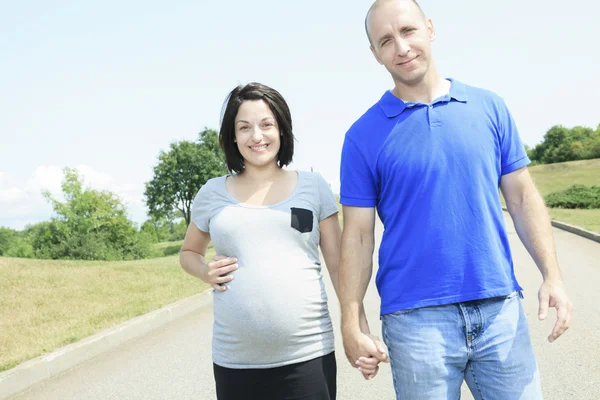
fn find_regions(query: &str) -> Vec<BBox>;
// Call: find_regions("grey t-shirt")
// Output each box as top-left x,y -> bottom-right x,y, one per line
191,170 -> 339,369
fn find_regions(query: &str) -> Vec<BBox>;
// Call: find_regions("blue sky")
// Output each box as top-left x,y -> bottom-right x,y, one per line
1,0 -> 598,230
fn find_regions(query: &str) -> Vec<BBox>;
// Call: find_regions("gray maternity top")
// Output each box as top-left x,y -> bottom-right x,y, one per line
191,170 -> 339,369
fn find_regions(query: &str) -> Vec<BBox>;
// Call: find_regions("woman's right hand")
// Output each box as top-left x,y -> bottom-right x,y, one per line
204,255 -> 238,292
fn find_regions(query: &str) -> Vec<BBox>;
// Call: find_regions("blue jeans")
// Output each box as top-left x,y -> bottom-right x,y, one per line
381,292 -> 543,400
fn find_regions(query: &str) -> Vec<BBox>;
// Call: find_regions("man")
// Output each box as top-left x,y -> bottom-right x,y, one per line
338,1 -> 573,399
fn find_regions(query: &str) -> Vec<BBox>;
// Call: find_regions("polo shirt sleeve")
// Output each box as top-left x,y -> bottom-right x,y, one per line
498,99 -> 531,175
340,135 -> 378,207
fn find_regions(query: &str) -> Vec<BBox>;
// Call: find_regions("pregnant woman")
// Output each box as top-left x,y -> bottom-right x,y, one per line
180,82 -> 342,400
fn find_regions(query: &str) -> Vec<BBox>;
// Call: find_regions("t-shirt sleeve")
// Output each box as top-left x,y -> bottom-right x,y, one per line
339,135 -> 378,207
497,98 -> 531,175
316,173 -> 339,221
190,183 -> 213,232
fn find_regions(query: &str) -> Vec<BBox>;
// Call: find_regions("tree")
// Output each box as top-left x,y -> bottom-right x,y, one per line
529,124 -> 600,164
141,216 -> 171,243
4,235 -> 34,258
38,168 -> 152,260
145,129 -> 227,226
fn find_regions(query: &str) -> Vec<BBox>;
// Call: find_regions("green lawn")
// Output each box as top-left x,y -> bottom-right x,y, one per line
0,251 -> 211,372
151,240 -> 184,257
529,158 -> 600,195
547,209 -> 600,233
529,159 -> 600,233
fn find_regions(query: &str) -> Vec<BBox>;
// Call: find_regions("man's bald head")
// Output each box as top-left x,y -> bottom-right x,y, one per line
365,0 -> 425,45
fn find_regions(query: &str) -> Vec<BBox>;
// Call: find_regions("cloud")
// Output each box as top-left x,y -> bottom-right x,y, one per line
25,165 -> 64,196
0,165 -> 149,230
0,187 -> 27,203
76,164 -> 114,189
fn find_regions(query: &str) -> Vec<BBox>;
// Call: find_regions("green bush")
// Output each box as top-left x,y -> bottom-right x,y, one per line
140,217 -> 187,243
170,220 -> 187,241
0,169 -> 154,261
161,244 -> 182,257
4,236 -> 34,258
120,231 -> 155,260
544,185 -> 600,209
0,228 -> 16,256
529,124 -> 600,164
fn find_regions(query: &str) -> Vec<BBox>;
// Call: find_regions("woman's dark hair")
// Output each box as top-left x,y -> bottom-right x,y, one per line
219,82 -> 294,174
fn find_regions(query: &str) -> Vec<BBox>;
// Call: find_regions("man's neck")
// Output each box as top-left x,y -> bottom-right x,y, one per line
392,67 -> 451,104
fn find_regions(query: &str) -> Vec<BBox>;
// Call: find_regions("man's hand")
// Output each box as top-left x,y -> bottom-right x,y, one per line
355,334 -> 389,380
204,255 -> 238,292
538,279 -> 573,343
343,330 -> 389,380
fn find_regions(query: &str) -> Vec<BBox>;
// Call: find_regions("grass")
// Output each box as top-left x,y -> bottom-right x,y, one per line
153,240 -> 183,250
529,159 -> 600,232
150,240 -> 184,257
529,159 -> 600,195
547,209 -> 600,233
0,249 -> 212,372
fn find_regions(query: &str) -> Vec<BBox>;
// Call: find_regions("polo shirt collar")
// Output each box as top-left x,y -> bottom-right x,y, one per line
378,78 -> 468,118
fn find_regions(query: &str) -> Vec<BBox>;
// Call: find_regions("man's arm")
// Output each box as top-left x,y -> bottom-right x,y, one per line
319,213 -> 342,296
339,206 -> 376,333
339,205 -> 388,378
500,167 -> 573,342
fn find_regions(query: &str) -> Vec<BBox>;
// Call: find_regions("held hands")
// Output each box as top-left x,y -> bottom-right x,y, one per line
343,330 -> 389,380
204,255 -> 238,292
538,278 -> 573,343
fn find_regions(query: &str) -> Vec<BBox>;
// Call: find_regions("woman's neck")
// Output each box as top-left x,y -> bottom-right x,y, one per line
237,162 -> 286,187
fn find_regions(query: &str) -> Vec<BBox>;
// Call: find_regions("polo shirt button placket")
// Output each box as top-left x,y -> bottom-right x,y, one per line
429,104 -> 441,127
427,104 -> 434,127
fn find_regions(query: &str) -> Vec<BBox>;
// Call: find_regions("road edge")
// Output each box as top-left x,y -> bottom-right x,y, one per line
502,208 -> 600,243
0,288 -> 213,400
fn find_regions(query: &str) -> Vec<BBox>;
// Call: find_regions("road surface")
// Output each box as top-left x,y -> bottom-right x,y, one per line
9,214 -> 600,399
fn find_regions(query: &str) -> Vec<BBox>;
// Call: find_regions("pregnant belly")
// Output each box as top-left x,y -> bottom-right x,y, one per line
211,272 -> 330,365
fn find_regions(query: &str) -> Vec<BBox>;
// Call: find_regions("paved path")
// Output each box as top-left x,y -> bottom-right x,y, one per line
9,214 -> 600,399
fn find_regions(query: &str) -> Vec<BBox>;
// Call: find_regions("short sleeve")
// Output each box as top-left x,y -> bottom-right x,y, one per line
339,135 -> 378,207
190,183 -> 212,232
315,173 -> 339,221
497,98 -> 531,175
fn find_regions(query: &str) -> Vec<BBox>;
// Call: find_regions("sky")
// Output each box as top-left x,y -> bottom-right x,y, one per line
1,0 -> 598,230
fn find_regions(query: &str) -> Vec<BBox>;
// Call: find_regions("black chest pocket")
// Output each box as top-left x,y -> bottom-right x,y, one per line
290,207 -> 313,233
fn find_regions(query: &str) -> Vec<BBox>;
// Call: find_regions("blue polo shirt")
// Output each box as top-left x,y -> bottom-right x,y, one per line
340,79 -> 530,315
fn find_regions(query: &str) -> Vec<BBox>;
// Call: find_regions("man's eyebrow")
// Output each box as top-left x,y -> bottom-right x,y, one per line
378,33 -> 393,45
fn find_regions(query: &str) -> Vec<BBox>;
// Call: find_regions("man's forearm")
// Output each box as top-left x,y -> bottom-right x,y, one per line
358,303 -> 371,333
507,188 -> 562,281
339,231 -> 375,334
